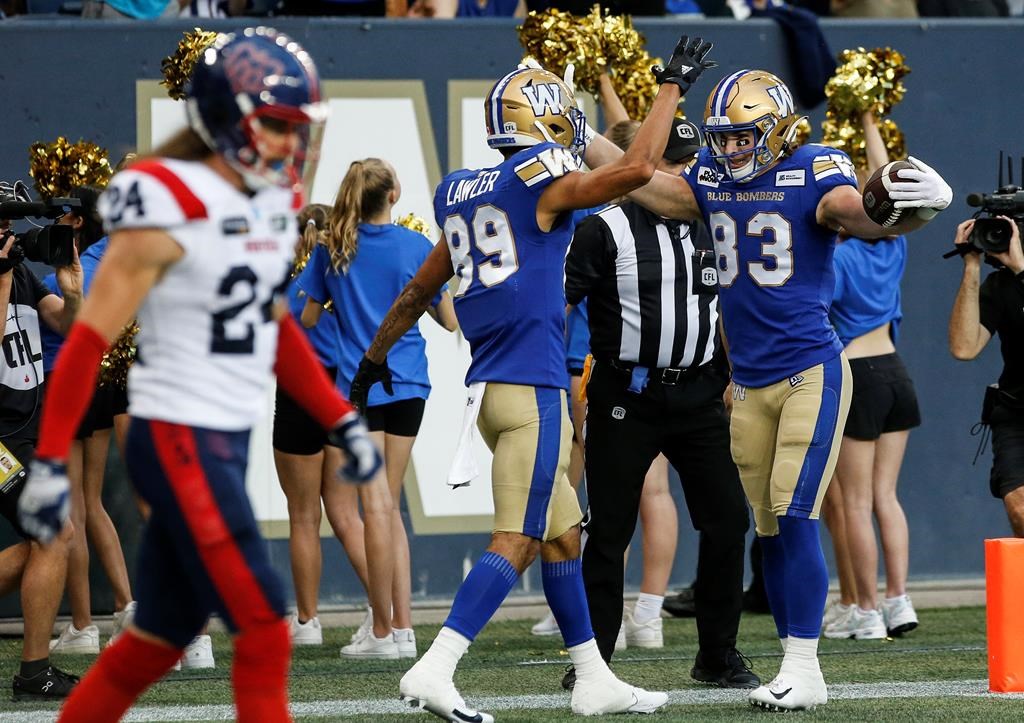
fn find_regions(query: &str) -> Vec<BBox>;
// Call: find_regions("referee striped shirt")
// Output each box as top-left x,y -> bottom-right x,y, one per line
564,202 -> 719,370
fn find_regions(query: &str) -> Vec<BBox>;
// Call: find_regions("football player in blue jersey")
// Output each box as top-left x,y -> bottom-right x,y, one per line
582,69 -> 952,711
348,35 -> 716,722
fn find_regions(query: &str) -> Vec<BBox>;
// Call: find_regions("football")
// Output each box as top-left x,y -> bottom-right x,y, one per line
862,160 -> 916,228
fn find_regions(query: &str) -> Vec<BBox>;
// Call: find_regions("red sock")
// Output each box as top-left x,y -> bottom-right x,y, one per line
233,620 -> 292,722
58,631 -> 181,723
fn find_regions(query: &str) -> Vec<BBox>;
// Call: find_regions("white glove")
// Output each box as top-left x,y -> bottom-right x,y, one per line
17,459 -> 70,544
328,411 -> 383,484
889,156 -> 953,220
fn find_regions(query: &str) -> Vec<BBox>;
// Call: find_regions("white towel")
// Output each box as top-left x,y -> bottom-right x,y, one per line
447,382 -> 486,489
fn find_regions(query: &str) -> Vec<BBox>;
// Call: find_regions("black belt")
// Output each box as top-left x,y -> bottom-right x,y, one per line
604,358 -> 707,386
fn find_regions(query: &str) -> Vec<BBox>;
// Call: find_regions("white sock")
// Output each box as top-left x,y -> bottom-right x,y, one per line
884,594 -> 907,604
394,627 -> 414,635
781,636 -> 819,671
420,627 -> 471,680
632,593 -> 664,624
568,639 -> 612,682
780,637 -> 788,654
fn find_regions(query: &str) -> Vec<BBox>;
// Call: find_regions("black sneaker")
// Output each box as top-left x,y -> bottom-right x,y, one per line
691,648 -> 760,689
561,665 -> 576,691
12,664 -> 79,701
662,587 -> 697,618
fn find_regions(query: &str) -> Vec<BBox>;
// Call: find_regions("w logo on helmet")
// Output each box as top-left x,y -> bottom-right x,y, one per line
765,84 -> 795,117
521,82 -> 565,118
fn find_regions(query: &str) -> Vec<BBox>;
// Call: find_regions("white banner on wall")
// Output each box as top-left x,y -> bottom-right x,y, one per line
137,79 -> 507,535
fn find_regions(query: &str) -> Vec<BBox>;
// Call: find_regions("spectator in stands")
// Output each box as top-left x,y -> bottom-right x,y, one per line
830,0 -> 917,15
407,0 -> 524,15
39,187 -> 137,657
81,0 -> 178,18
273,204 -> 369,649
822,111 -> 921,641
526,1 -> 666,13
279,0 -> 408,15
918,0 -> 1008,15
0,195 -> 83,701
299,159 -> 458,660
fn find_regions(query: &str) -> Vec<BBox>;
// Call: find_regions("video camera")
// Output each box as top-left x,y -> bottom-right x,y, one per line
946,153 -> 1024,259
0,181 -> 80,267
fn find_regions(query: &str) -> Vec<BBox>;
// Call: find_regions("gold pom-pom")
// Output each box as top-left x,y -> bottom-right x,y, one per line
395,213 -> 432,239
825,47 -> 910,119
517,8 -> 606,95
821,113 -> 906,169
161,28 -> 220,101
28,138 -> 112,200
98,321 -> 140,389
608,50 -> 663,120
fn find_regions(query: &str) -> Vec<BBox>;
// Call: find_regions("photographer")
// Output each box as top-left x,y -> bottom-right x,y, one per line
949,217 -> 1024,536
0,217 -> 83,700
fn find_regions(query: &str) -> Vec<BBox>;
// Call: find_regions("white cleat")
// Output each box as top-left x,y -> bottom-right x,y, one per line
624,611 -> 663,649
531,610 -> 561,637
572,675 -> 668,716
748,669 -> 828,712
400,663 -> 494,723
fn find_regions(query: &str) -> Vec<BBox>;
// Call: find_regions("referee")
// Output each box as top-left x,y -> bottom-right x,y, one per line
565,118 -> 757,688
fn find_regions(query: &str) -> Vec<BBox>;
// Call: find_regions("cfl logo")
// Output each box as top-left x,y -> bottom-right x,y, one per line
611,406 -> 626,420
701,268 -> 717,286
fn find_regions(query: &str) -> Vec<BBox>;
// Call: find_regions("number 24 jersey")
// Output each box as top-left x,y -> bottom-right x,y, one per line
99,158 -> 296,430
683,143 -> 857,388
433,142 -> 578,390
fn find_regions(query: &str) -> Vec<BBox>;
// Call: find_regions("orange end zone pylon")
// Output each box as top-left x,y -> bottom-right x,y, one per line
986,538 -> 1024,692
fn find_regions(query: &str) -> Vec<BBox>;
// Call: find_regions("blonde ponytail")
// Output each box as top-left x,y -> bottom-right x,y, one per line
326,158 -> 396,272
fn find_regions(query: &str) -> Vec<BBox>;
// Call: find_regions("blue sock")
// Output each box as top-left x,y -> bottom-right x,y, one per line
541,559 -> 595,648
777,516 -> 829,639
443,552 -> 519,642
759,534 -> 788,639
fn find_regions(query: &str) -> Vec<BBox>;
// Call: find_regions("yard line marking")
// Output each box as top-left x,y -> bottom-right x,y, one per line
2,680 -> 1022,721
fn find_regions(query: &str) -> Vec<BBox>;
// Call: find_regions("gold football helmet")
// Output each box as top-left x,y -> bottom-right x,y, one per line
485,67 -> 584,153
702,70 -> 806,183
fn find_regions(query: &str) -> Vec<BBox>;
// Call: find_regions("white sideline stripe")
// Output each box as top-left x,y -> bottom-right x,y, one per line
3,680 -> 1023,721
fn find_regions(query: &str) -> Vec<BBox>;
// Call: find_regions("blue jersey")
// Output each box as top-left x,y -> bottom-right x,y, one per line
684,143 -> 857,387
40,237 -> 110,372
285,276 -> 337,368
831,235 -> 907,346
298,224 -> 441,407
435,142 -> 579,389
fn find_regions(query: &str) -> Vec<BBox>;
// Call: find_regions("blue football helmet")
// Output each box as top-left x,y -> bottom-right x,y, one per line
185,27 -> 328,190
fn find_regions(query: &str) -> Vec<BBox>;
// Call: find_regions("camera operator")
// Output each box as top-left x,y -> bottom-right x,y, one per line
0,216 -> 83,700
949,216 -> 1024,536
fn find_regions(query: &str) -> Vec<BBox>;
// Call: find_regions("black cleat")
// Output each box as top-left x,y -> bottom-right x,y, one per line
662,587 -> 697,618
561,665 -> 576,691
691,648 -> 760,689
12,664 -> 79,702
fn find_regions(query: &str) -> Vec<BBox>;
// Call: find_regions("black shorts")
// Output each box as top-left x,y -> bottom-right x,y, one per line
272,367 -> 337,456
76,384 -> 130,440
0,436 -> 34,539
365,397 -> 425,437
990,408 -> 1024,499
844,353 -> 921,441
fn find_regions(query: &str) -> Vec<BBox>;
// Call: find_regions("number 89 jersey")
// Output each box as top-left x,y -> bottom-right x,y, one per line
683,143 -> 857,388
99,158 -> 296,430
434,142 -> 578,389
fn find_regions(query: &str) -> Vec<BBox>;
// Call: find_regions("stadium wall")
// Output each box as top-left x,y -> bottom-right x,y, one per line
0,17 -> 1020,614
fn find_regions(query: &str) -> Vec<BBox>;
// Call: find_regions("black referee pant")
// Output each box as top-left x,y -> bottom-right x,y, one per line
581,360 -> 749,664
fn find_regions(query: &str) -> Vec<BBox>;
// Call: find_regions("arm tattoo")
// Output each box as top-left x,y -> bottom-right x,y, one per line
366,280 -> 434,362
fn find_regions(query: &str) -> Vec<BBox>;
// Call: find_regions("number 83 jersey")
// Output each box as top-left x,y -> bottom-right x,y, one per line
99,158 -> 296,430
434,142 -> 578,390
683,143 -> 857,388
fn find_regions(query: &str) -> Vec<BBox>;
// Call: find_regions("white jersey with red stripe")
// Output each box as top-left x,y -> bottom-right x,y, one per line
98,158 -> 298,431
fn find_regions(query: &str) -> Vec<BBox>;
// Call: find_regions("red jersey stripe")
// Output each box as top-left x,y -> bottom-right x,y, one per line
132,160 -> 208,220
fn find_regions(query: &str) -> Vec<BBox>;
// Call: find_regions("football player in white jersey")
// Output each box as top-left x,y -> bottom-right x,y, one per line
17,28 -> 381,723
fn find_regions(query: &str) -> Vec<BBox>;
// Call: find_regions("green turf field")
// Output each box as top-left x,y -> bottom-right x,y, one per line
2,606 -> 1020,721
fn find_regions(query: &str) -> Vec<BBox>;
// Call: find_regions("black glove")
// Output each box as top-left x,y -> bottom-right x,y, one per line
652,35 -> 717,96
349,355 -> 394,414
